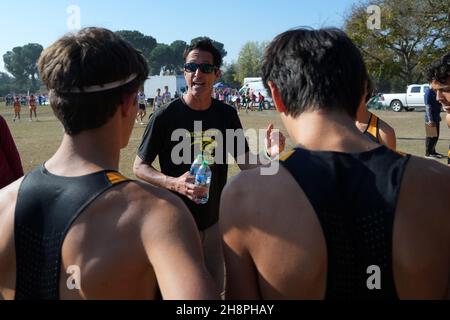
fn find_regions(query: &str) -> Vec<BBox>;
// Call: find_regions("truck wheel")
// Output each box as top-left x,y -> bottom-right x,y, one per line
390,100 -> 403,112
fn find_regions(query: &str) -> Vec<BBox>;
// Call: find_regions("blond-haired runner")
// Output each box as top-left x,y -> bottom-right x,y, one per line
0,27 -> 217,300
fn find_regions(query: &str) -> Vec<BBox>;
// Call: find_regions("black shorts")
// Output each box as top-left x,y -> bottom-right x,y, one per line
139,104 -> 146,111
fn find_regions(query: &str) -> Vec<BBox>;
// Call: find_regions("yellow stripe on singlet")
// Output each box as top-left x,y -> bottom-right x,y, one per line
279,149 -> 296,162
394,150 -> 408,157
366,113 -> 379,141
106,172 -> 129,185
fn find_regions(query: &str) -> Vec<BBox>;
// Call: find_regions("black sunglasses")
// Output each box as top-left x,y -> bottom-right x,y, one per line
184,63 -> 217,74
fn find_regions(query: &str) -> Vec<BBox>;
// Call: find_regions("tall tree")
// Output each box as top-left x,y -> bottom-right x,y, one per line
345,0 -> 450,92
170,40 -> 188,74
3,43 -> 43,91
221,62 -> 241,88
148,43 -> 174,75
235,41 -> 267,83
190,37 -> 227,59
115,30 -> 157,64
0,72 -> 15,96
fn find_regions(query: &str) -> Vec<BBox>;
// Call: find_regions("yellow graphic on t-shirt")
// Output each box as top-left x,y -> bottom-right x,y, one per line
189,129 -> 221,165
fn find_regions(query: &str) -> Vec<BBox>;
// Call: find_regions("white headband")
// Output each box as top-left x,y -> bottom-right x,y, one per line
58,73 -> 138,93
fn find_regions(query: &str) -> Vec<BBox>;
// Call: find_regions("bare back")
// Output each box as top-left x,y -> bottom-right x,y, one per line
0,177 -> 217,300
221,154 -> 450,299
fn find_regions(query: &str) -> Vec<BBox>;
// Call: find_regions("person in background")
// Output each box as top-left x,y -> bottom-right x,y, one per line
426,52 -> 450,165
355,79 -> 396,150
29,94 -> 38,121
258,92 -> 265,112
13,96 -> 21,122
136,91 -> 147,125
424,84 -> 443,159
162,85 -> 172,104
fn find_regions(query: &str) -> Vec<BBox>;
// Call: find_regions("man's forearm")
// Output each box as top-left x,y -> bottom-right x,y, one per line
135,163 -> 177,191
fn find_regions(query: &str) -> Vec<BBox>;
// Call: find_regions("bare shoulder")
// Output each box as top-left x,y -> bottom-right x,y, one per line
221,167 -> 279,217
400,156 -> 450,218
0,178 -> 24,216
406,156 -> 450,187
119,180 -> 193,223
221,164 -> 306,229
379,118 -> 396,136
377,118 -> 396,149
0,178 -> 24,252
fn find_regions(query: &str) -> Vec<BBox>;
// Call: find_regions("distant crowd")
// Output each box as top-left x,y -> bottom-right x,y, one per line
3,93 -> 48,107
213,87 -> 268,112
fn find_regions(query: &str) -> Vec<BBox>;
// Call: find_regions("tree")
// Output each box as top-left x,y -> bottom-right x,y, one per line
0,72 -> 15,96
148,44 -> 174,75
170,40 -> 188,74
344,0 -> 450,92
3,43 -> 43,92
190,37 -> 227,59
220,62 -> 241,88
115,30 -> 157,64
235,42 -> 267,83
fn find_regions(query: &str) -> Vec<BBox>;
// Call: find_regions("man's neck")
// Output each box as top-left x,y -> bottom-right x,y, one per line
355,105 -> 371,124
45,131 -> 121,177
285,110 -> 378,153
183,91 -> 212,111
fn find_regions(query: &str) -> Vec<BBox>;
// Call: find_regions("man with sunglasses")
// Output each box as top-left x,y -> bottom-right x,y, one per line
134,39 -> 285,295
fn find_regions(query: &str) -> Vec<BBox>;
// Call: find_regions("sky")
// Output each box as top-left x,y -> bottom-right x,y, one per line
0,0 -> 357,73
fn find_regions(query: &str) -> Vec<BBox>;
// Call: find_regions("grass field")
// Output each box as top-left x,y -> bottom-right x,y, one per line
1,103 -> 449,180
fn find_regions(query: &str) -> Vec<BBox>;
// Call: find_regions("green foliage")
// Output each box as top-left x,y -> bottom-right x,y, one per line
235,41 -> 267,83
345,0 -> 450,92
148,43 -> 174,75
3,43 -> 43,92
0,31 -> 229,92
170,40 -> 188,74
220,62 -> 241,88
115,30 -> 157,64
0,72 -> 15,96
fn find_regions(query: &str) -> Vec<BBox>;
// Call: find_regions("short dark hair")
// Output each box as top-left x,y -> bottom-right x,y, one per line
183,39 -> 223,68
426,53 -> 450,84
262,28 -> 368,118
38,27 -> 149,135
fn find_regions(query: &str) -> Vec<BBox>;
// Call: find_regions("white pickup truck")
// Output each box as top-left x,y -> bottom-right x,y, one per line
380,84 -> 429,112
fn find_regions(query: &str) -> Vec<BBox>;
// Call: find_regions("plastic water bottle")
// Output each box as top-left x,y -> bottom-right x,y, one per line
194,161 -> 212,205
190,154 -> 204,176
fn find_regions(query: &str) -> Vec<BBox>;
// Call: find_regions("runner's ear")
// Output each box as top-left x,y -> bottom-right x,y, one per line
121,93 -> 137,117
267,81 -> 286,113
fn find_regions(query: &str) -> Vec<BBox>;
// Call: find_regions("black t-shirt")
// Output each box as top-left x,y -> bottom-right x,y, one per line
137,97 -> 250,230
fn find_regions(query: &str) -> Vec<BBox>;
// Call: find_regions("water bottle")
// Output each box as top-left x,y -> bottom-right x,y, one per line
194,161 -> 212,205
190,154 -> 204,176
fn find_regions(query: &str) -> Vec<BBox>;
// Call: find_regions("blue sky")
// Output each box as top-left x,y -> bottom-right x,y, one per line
0,0 -> 356,73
